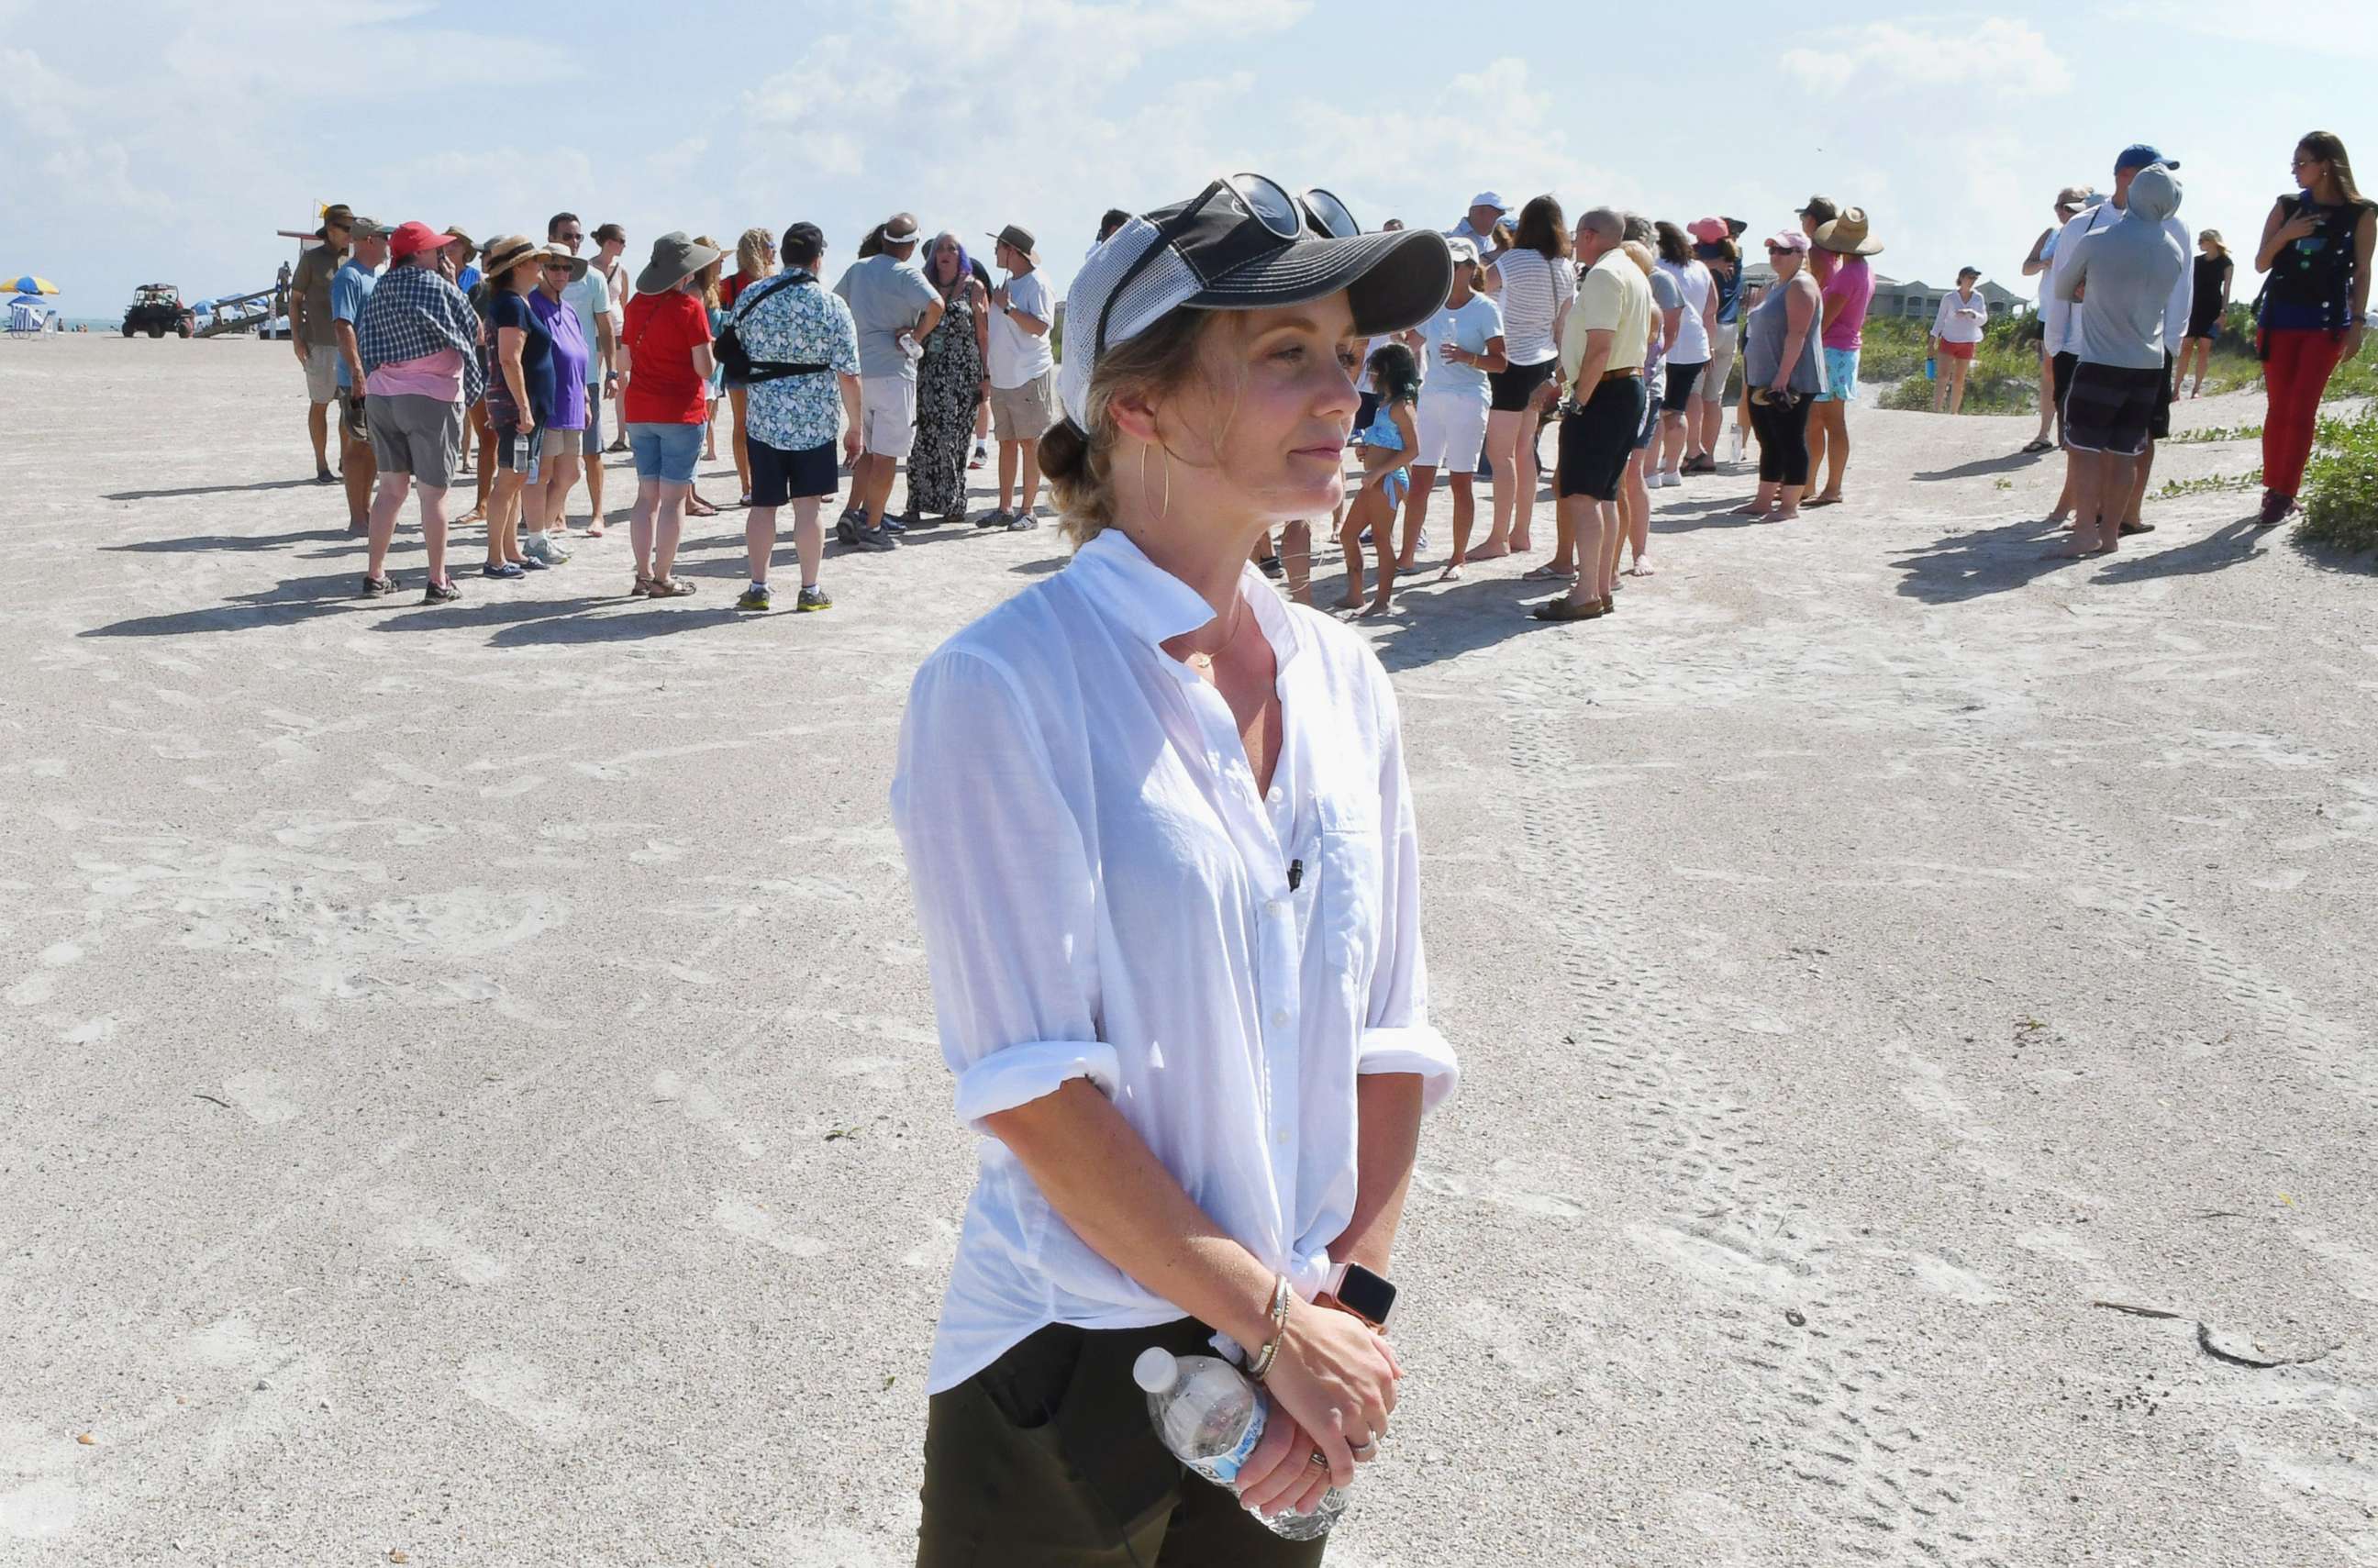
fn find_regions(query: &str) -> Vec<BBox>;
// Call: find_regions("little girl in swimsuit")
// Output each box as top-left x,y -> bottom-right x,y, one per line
1337,340 -> 1421,614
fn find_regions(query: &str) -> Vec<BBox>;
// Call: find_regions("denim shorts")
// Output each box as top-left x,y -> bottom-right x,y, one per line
1819,347 -> 1861,403
627,420 -> 703,485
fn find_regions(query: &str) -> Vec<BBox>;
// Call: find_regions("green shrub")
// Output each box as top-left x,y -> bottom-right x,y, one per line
2297,402 -> 2378,553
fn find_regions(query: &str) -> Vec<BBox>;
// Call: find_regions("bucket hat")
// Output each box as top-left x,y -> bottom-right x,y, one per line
637,231 -> 723,295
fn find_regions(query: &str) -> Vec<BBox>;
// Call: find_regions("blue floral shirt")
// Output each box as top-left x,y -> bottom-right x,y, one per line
739,273 -> 861,453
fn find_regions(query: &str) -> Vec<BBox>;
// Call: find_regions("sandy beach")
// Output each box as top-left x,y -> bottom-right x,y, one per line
2,333 -> 2373,1567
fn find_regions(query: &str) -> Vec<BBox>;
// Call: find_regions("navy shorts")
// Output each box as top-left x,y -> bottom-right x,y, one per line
1661,361 -> 1706,413
2062,361 -> 2162,458
1558,376 -> 1645,502
750,436 -> 839,507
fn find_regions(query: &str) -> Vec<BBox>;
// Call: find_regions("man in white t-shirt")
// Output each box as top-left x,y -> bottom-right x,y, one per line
982,222 -> 1057,531
2043,144 -> 2192,536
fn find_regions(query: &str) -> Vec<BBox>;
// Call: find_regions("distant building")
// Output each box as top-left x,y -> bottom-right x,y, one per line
1737,265 -> 2031,321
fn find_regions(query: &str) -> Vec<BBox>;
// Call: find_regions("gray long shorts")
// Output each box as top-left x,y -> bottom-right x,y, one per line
366,394 -> 465,489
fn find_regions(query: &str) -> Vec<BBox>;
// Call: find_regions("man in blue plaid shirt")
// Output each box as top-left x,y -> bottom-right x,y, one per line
355,220 -> 484,604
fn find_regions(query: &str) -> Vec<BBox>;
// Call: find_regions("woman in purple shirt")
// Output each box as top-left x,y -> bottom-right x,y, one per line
1806,207 -> 1881,507
527,243 -> 591,554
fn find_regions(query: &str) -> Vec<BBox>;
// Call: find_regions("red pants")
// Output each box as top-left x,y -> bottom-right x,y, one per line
2261,328 -> 2347,497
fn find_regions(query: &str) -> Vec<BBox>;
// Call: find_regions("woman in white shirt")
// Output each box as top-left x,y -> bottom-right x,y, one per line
1477,195 -> 1575,562
1651,221 -> 1717,486
895,177 -> 1460,1566
1928,266 -> 1990,414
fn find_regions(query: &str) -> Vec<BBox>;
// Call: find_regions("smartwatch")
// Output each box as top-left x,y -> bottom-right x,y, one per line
1321,1262 -> 1396,1330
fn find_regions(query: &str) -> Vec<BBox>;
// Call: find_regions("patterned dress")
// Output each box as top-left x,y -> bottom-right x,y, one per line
911,282 -> 983,517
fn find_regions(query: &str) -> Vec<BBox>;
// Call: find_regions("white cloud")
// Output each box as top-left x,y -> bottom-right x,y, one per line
1783,18 -> 2072,97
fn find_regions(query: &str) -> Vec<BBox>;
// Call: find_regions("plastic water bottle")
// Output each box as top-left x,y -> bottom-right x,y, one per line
1728,422 -> 1747,463
1132,1347 -> 1346,1540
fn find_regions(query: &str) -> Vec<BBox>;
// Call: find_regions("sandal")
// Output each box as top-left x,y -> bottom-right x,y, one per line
1530,597 -> 1605,622
2020,439 -> 2055,454
1522,563 -> 1577,582
629,575 -> 654,598
647,576 -> 697,598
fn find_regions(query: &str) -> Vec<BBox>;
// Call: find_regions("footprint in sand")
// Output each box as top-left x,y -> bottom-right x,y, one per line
5,973 -> 56,1007
458,1352 -> 587,1446
1905,1251 -> 2009,1307
220,1070 -> 301,1125
38,941 -> 83,968
714,1195 -> 829,1257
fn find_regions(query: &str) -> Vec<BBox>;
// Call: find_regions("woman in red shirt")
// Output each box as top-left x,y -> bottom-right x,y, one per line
619,231 -> 719,599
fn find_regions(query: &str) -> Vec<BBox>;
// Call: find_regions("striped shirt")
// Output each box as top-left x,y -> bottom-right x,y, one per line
1491,249 -> 1576,367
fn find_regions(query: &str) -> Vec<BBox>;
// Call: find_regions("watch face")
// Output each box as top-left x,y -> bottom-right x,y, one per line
1338,1264 -> 1396,1327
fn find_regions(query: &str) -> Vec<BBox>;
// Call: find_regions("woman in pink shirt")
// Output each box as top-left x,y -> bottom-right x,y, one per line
1806,206 -> 1881,507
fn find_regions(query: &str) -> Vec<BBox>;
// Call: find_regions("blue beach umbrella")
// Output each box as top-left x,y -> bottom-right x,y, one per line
9,276 -> 61,295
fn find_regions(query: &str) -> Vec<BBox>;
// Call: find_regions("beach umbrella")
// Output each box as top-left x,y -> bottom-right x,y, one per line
8,276 -> 61,295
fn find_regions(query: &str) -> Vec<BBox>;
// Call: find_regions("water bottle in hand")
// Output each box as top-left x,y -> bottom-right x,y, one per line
1132,1347 -> 1346,1540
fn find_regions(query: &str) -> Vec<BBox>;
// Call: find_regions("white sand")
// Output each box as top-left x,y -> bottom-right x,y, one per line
2,336 -> 2373,1566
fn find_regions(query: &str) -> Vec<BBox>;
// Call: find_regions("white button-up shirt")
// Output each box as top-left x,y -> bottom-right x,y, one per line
892,529 -> 1460,1395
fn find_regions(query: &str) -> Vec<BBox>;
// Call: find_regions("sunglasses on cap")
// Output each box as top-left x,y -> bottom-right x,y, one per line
1094,173 -> 1365,365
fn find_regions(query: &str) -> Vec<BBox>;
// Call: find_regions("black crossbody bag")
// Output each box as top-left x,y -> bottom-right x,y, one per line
714,269 -> 832,387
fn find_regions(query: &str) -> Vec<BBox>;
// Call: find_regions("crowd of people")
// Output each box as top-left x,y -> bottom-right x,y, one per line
274,127 -> 2370,613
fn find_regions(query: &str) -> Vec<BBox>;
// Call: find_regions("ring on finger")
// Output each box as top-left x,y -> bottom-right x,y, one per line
1307,1450 -> 1329,1469
1349,1439 -> 1379,1461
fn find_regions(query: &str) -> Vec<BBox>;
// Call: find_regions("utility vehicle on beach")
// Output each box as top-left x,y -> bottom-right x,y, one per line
122,284 -> 194,339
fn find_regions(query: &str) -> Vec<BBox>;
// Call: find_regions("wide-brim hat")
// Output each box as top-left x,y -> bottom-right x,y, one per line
480,234 -> 541,279
321,203 -> 356,230
987,223 -> 1039,261
539,243 -> 589,281
1813,206 -> 1884,256
1795,195 -> 1839,223
444,228 -> 478,261
1057,179 -> 1452,429
637,230 -> 723,295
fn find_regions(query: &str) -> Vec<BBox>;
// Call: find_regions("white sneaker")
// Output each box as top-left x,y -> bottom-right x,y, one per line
1659,468 -> 1683,488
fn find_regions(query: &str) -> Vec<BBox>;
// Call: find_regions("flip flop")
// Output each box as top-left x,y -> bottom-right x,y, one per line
1521,563 -> 1576,582
2020,439 -> 2055,454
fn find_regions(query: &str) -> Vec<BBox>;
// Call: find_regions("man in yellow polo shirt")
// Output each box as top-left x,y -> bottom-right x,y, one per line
1537,206 -> 1650,623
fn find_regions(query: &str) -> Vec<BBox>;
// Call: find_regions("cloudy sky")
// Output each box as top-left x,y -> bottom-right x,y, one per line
4,0 -> 2370,318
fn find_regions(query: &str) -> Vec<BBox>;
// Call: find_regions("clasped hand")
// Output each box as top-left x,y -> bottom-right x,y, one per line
1232,1297 -> 1402,1520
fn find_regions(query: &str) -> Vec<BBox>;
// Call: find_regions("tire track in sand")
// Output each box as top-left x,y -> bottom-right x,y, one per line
1496,661 -> 2008,1567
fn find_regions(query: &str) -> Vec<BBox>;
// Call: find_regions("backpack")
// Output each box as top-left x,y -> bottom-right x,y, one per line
713,269 -> 833,388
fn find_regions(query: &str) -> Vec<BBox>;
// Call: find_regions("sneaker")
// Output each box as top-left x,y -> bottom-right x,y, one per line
1007,508 -> 1040,532
524,533 -> 571,565
315,468 -> 337,485
795,584 -> 834,612
1415,528 -> 1431,552
970,445 -> 987,469
361,573 -> 399,598
480,562 -> 526,580
422,579 -> 461,604
834,511 -> 861,546
517,553 -> 549,571
880,514 -> 909,535
2257,490 -> 2295,528
849,523 -> 898,552
736,583 -> 772,612
977,508 -> 1013,529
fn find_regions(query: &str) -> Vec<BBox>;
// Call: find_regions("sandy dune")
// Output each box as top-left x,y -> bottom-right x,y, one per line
2,335 -> 2372,1566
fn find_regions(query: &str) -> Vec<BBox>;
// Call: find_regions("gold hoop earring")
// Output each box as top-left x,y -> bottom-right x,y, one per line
1159,446 -> 1172,526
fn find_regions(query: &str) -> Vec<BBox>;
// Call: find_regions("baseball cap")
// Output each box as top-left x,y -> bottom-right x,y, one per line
2116,143 -> 2176,172
2055,184 -> 2097,209
881,214 -> 921,243
389,220 -> 458,261
1056,178 -> 1453,429
1795,195 -> 1839,223
1686,217 -> 1728,245
1468,191 -> 1508,214
348,217 -> 392,240
1763,231 -> 1812,254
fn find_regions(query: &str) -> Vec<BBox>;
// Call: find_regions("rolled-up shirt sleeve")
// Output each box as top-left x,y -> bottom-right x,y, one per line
1357,675 -> 1460,1111
891,649 -> 1117,1133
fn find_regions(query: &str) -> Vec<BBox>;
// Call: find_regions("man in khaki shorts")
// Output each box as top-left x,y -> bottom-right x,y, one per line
290,203 -> 355,484
981,222 -> 1057,530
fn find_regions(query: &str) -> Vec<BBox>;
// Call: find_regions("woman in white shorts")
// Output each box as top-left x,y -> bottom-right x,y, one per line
1401,238 -> 1505,576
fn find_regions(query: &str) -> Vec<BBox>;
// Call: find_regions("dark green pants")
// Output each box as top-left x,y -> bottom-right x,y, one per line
916,1317 -> 1330,1568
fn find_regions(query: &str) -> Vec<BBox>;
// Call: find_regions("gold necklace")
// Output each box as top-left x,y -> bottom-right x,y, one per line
1183,599 -> 1248,674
